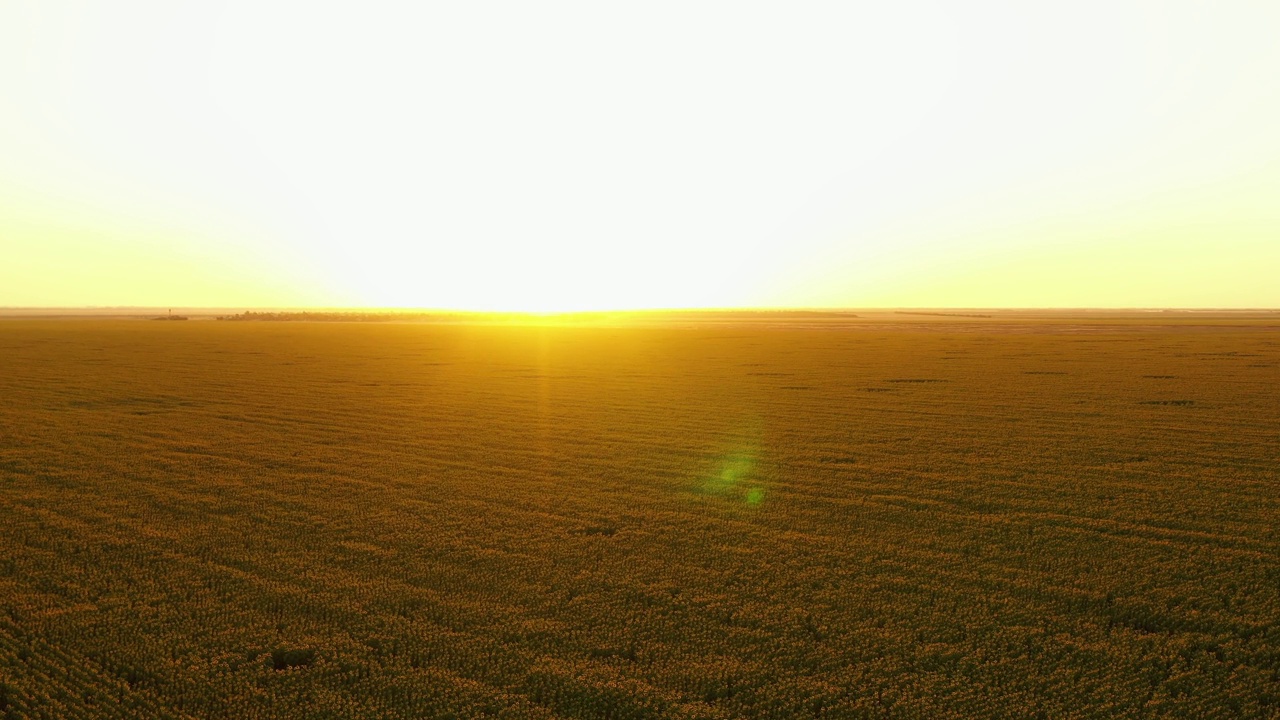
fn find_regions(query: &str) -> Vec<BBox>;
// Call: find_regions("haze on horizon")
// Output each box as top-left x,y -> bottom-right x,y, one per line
2,1 -> 1278,313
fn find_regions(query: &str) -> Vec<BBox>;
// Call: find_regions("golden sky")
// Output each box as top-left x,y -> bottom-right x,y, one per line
2,1 -> 1278,311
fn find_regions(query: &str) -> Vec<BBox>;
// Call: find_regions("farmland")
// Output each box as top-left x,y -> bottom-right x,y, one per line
0,314 -> 1277,718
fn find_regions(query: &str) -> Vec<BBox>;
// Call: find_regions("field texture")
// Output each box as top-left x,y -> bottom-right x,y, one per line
1,316 -> 1278,719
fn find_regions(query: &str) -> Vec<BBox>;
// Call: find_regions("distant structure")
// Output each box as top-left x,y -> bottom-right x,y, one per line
154,308 -> 189,321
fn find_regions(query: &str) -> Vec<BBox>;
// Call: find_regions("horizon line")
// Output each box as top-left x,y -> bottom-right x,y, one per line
3,306 -> 1279,314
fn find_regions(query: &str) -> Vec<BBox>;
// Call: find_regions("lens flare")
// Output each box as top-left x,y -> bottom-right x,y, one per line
705,453 -> 755,494
702,421 -> 768,506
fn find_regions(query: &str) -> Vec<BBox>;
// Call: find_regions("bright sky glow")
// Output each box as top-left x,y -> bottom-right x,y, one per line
2,1 -> 1278,310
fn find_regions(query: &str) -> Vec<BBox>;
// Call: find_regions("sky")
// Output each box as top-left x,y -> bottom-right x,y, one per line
2,1 -> 1278,311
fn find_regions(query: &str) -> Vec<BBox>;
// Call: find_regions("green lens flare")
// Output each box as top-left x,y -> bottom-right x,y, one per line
705,453 -> 754,493
700,419 -> 768,504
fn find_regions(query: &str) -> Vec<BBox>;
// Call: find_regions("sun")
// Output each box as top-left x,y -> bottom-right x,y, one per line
305,236 -> 769,313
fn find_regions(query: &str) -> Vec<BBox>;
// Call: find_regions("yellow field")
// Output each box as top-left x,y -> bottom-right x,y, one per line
1,315 -> 1277,719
